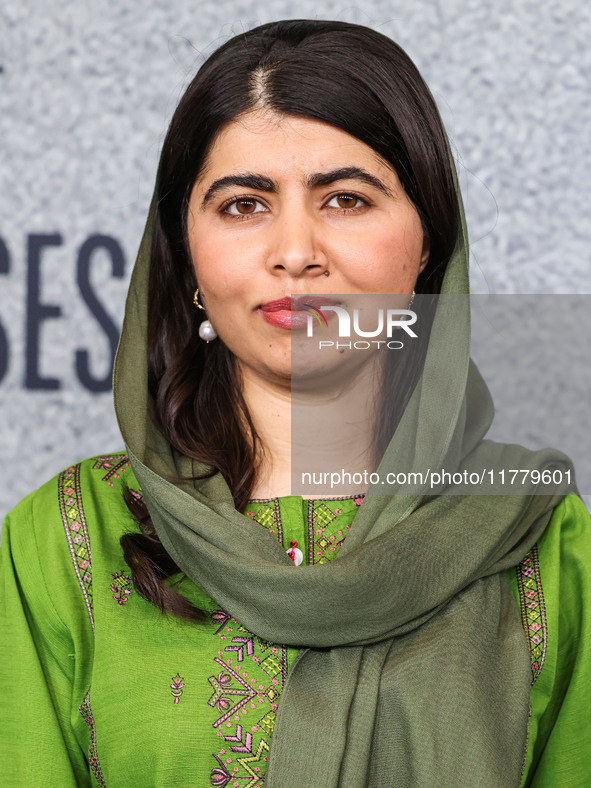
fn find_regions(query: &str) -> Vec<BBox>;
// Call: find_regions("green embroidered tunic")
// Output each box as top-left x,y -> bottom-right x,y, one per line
1,453 -> 590,786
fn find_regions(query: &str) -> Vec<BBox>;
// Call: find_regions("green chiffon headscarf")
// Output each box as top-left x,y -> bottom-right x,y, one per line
113,31 -> 572,788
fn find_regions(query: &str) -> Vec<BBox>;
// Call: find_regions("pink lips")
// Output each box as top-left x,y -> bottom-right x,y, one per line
259,296 -> 340,330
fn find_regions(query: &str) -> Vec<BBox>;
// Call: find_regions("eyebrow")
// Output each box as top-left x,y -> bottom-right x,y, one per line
199,166 -> 394,210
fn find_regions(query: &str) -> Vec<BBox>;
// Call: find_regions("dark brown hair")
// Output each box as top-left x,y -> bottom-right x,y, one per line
120,19 -> 461,621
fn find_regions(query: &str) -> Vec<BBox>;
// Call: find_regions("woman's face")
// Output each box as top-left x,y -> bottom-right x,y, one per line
186,109 -> 429,385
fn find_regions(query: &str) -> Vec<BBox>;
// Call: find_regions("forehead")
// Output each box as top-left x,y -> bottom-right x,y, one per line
197,109 -> 395,181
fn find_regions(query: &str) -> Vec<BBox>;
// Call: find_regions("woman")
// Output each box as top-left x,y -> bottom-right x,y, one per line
1,19 -> 590,788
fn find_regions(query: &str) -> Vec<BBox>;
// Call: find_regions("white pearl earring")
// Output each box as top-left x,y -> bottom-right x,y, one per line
198,320 -> 217,342
193,288 -> 218,343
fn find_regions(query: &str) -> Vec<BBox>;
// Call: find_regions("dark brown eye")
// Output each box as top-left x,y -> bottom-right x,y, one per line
235,199 -> 256,214
327,193 -> 367,211
222,197 -> 266,216
336,194 -> 358,209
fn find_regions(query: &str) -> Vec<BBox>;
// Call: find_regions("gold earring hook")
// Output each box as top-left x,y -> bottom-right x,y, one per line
193,288 -> 206,310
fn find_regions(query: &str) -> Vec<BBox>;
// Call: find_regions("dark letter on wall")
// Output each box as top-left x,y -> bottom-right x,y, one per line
26,234 -> 63,390
76,235 -> 125,392
0,237 -> 9,384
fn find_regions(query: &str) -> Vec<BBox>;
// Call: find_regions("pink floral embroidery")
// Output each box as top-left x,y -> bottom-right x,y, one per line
79,688 -> 105,786
515,544 -> 547,780
92,454 -> 130,486
110,571 -> 133,606
516,545 -> 547,683
171,673 -> 185,705
58,465 -> 94,633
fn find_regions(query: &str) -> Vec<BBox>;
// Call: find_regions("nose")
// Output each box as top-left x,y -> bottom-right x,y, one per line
266,205 -> 328,278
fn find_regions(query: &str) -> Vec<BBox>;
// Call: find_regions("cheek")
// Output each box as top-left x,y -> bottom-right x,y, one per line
189,237 -> 257,341
190,236 -> 244,302
344,228 -> 423,291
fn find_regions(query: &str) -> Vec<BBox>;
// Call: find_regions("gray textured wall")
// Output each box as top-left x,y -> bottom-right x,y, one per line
1,1 -> 590,519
